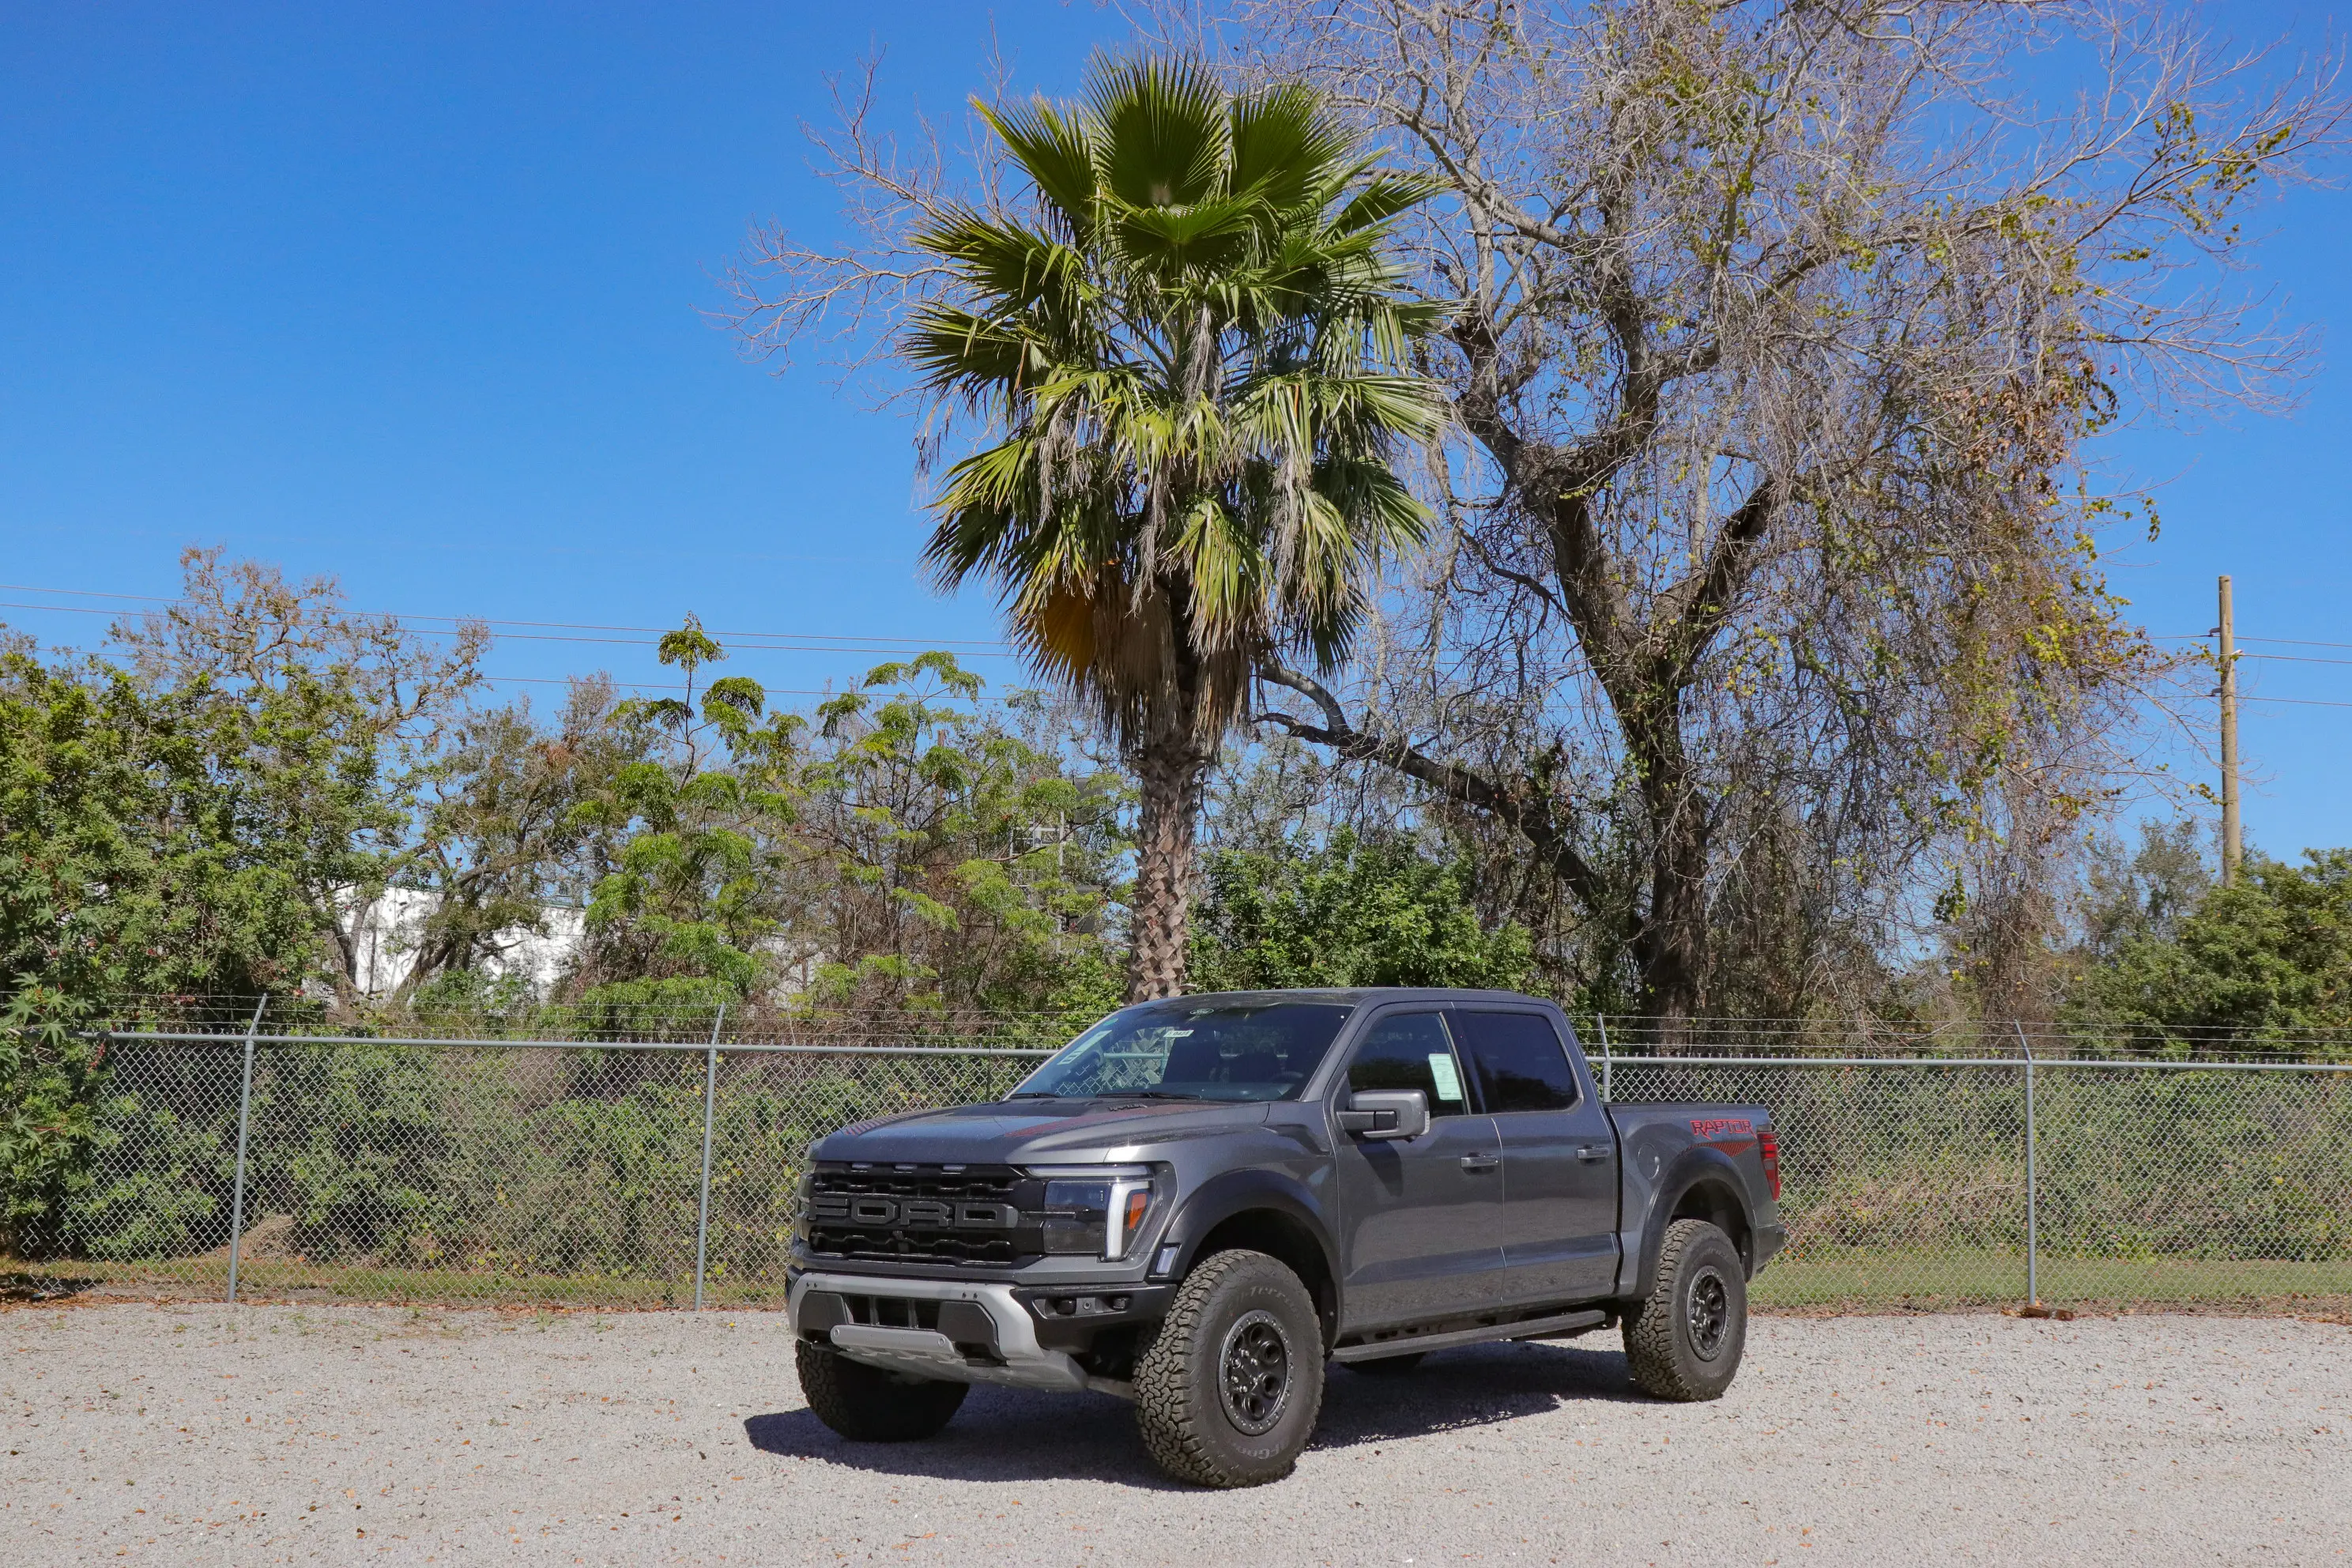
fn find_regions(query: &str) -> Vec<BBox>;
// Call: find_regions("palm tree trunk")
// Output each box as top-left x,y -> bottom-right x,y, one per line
1126,732 -> 1212,1002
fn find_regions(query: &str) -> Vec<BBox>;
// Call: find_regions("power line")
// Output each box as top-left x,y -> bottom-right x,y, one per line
473,672 -> 985,701
4,598 -> 998,698
2240,636 -> 2352,652
2162,632 -> 2352,653
2230,652 -> 2352,669
2150,640 -> 2352,668
477,673 -> 844,697
0,583 -> 1015,652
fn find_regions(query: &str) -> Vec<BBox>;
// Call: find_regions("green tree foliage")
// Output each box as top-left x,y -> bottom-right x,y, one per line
2,557 -> 1133,1257
551,631 -> 1129,1029
110,548 -> 489,1008
392,680 -> 650,1005
1188,831 -> 1532,993
793,654 -> 1127,1021
0,633 -> 319,1251
2075,818 -> 2215,963
567,615 -> 797,1019
2069,850 -> 2352,1055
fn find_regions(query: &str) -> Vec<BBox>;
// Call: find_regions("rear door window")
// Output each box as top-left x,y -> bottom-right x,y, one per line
1453,1010 -> 1580,1113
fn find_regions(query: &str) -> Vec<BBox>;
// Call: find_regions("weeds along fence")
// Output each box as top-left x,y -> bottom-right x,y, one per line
7,1004 -> 2350,1313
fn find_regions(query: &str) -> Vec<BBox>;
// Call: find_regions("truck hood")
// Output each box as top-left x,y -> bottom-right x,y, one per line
812,1097 -> 1273,1166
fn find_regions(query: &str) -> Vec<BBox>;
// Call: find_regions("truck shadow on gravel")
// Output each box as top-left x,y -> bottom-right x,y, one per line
742,1340 -> 1649,1486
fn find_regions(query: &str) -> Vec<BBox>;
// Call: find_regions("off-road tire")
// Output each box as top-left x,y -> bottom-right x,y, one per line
1344,1351 -> 1426,1375
796,1340 -> 968,1442
1623,1218 -> 1747,1401
1134,1249 -> 1325,1487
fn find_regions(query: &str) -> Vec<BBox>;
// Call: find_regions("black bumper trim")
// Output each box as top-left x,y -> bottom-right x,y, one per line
1012,1283 -> 1176,1351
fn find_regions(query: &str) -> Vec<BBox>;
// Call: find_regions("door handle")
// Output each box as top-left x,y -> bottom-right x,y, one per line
1459,1153 -> 1500,1173
1575,1144 -> 1613,1162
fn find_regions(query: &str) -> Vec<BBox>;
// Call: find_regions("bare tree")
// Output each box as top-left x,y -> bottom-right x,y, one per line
1129,0 -> 2350,1027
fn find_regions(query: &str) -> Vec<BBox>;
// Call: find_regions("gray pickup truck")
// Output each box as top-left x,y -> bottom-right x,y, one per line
786,989 -> 1784,1487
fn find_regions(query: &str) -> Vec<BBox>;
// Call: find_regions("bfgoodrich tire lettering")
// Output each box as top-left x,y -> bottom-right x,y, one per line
1623,1218 -> 1748,1401
1134,1249 -> 1325,1487
796,1340 -> 968,1442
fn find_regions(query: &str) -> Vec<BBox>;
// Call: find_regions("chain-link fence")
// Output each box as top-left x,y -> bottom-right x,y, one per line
1604,1057 -> 2352,1310
8,1007 -> 2349,1313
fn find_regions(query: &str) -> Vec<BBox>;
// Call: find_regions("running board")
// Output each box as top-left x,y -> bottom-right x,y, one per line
1332,1307 -> 1609,1363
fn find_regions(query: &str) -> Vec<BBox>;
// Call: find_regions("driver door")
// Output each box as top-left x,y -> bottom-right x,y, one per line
1331,1009 -> 1505,1332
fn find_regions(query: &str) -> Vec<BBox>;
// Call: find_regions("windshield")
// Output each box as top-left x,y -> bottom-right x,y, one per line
1012,1001 -> 1355,1103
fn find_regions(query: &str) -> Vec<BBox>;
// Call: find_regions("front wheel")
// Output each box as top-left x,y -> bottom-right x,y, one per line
796,1340 -> 968,1442
1134,1249 -> 1325,1487
1623,1219 -> 1748,1401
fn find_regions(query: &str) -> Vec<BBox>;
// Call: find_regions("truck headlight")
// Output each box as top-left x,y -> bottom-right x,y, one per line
1037,1167 -> 1157,1261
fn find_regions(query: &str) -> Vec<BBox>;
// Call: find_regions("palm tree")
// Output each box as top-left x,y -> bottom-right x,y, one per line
908,58 -> 1442,1001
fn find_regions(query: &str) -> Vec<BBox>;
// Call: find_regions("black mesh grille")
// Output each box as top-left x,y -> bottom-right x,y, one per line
805,1163 -> 1035,1266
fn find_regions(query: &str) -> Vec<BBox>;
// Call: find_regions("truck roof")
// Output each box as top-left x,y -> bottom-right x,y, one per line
1157,988 -> 1555,1007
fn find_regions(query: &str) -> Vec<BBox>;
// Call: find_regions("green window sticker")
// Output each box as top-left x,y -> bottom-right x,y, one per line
1427,1051 -> 1464,1106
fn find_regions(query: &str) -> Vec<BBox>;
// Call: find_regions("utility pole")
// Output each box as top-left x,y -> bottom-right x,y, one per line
2218,575 -> 2241,886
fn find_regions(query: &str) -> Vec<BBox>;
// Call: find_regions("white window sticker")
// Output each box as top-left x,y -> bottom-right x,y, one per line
1427,1052 -> 1464,1104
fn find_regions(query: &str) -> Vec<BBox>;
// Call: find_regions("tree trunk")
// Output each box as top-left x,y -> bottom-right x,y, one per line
1623,696 -> 1711,1047
1126,731 -> 1212,1003
1631,811 -> 1709,1046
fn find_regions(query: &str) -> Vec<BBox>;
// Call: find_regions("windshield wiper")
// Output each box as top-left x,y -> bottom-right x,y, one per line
1106,1089 -> 1208,1101
1005,1091 -> 1066,1099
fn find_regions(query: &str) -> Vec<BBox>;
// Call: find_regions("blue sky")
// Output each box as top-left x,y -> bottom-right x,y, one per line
2,2 -> 2346,857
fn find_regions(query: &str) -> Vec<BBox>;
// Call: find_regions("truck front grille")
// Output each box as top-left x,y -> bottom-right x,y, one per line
805,1163 -> 1038,1266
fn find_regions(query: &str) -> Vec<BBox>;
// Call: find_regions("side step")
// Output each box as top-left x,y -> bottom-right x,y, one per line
1332,1307 -> 1609,1363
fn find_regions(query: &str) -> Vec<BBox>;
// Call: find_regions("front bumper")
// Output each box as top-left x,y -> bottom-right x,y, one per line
789,1271 -> 1151,1399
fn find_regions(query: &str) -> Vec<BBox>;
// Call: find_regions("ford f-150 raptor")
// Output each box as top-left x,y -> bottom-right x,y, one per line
786,989 -> 1785,1487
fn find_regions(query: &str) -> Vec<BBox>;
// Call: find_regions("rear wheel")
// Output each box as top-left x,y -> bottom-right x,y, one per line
1623,1219 -> 1747,1401
1134,1249 -> 1325,1487
796,1340 -> 968,1442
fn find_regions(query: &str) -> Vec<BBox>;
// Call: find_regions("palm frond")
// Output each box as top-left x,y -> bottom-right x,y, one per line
972,98 -> 1098,238
1227,82 -> 1353,212
1087,56 -> 1230,212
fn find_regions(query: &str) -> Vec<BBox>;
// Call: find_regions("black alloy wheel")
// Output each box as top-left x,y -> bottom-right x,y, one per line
1686,1265 -> 1732,1359
1218,1309 -> 1294,1435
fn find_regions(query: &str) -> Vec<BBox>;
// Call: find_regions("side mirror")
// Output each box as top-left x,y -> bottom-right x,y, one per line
1336,1089 -> 1430,1141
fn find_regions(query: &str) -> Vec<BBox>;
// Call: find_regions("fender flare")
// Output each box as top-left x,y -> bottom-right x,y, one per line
1627,1144 -> 1758,1302
1155,1167 -> 1340,1294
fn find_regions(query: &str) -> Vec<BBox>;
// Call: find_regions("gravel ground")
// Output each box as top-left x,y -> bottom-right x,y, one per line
4,1304 -> 2347,1566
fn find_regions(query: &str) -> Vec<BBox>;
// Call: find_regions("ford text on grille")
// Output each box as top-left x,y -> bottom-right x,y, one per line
809,1195 -> 1018,1229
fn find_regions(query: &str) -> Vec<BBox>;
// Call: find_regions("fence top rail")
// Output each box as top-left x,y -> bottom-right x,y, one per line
96,1030 -> 1060,1058
82,996 -> 2352,1061
86,1032 -> 2352,1072
1605,1054 -> 2352,1073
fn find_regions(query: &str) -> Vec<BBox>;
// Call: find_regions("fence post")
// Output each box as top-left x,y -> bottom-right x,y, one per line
224,994 -> 269,1305
2015,1020 -> 2039,1307
692,1003 -> 727,1311
1596,1014 -> 1613,1102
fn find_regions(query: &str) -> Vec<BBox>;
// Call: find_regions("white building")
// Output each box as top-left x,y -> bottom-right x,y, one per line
335,887 -> 586,1000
